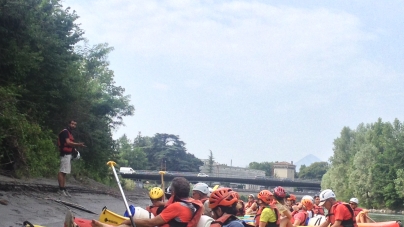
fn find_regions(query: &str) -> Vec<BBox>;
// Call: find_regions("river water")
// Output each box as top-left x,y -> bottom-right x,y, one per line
368,213 -> 404,222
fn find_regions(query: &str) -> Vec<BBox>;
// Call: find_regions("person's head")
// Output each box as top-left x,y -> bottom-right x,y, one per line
165,186 -> 172,200
349,198 -> 359,209
314,194 -> 320,205
68,120 -> 77,130
318,189 -> 336,210
301,198 -> 314,211
149,187 -> 164,203
248,194 -> 255,202
192,183 -> 209,200
209,188 -> 239,219
170,177 -> 190,199
273,186 -> 287,203
258,190 -> 274,205
287,194 -> 296,205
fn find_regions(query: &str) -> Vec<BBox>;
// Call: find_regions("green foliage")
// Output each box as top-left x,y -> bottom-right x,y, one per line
116,134 -> 148,170
323,118 -> 404,210
248,162 -> 274,176
298,162 -> 328,180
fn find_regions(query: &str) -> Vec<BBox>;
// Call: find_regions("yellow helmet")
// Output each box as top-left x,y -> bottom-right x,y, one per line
149,187 -> 164,199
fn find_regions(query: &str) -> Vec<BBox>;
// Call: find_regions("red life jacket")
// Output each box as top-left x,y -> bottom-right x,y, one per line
58,129 -> 74,154
237,200 -> 245,216
327,202 -> 355,227
290,210 -> 308,226
211,213 -> 248,227
254,204 -> 280,227
166,195 -> 203,227
313,205 -> 324,215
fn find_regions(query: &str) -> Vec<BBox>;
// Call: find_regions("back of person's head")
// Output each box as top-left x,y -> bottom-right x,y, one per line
273,186 -> 286,202
171,177 -> 190,198
149,187 -> 164,200
209,187 -> 239,215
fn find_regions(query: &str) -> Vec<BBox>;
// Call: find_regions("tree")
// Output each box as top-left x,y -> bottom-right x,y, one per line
248,162 -> 274,176
298,162 -> 328,180
208,150 -> 214,174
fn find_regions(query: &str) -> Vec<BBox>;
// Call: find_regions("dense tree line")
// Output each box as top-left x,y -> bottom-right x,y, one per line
115,133 -> 203,172
298,162 -> 328,180
322,118 -> 404,210
0,0 -> 135,179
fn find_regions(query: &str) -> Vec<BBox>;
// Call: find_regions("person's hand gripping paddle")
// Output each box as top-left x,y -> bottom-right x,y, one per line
107,161 -> 136,227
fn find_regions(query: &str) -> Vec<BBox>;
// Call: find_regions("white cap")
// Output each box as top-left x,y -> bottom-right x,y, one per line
349,198 -> 359,204
193,183 -> 209,195
319,189 -> 336,206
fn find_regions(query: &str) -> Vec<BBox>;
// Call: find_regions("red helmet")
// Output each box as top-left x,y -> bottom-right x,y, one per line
273,186 -> 286,198
287,194 -> 296,201
258,190 -> 273,204
301,198 -> 313,211
209,188 -> 238,209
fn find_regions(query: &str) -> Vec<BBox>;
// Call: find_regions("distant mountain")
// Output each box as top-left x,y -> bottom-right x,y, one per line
294,154 -> 323,172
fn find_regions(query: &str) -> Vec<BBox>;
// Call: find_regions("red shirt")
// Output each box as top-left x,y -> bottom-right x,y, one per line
159,202 -> 193,225
328,203 -> 354,227
293,211 -> 307,225
352,207 -> 363,217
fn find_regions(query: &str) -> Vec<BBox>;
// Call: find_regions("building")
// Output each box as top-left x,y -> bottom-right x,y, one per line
273,161 -> 296,180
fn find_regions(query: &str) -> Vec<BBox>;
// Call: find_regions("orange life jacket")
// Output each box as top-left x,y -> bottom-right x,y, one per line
58,129 -> 74,154
166,195 -> 203,227
211,213 -> 248,227
201,197 -> 209,204
146,205 -> 165,217
313,205 -> 324,215
254,205 -> 280,227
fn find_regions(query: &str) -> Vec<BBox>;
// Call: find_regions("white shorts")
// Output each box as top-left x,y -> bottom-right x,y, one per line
60,154 -> 71,174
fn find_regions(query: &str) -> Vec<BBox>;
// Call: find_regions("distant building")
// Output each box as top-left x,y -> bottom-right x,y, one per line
273,161 -> 296,180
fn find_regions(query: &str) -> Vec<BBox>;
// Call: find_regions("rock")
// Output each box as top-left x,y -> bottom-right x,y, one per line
0,193 -> 3,196
0,199 -> 8,205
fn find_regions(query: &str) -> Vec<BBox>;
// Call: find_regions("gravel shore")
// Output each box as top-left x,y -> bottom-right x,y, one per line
0,174 -> 150,227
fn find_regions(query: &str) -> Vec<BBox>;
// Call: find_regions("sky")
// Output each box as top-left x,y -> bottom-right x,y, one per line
63,0 -> 404,168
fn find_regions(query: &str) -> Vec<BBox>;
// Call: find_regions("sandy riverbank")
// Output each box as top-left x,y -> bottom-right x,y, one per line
0,174 -> 150,227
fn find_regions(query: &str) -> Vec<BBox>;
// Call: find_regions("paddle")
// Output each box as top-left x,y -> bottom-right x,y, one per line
107,161 -> 136,227
159,171 -> 166,201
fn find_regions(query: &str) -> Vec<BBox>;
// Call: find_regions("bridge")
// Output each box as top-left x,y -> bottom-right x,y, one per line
120,172 -> 321,190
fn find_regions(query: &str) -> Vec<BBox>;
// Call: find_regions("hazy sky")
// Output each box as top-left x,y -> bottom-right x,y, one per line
63,0 -> 404,168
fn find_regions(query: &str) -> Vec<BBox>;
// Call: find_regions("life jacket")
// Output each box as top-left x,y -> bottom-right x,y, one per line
327,202 -> 355,227
58,129 -> 74,155
236,200 -> 245,216
290,210 -> 308,226
166,195 -> 203,227
201,197 -> 209,204
313,205 -> 325,216
210,213 -> 250,227
245,200 -> 258,211
254,204 -> 280,227
146,205 -> 165,217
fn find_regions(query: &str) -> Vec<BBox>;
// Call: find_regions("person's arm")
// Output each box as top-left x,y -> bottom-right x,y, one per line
330,220 -> 342,227
251,202 -> 258,210
292,219 -> 300,227
121,215 -> 166,227
319,219 -> 330,227
65,137 -> 85,147
259,221 -> 268,227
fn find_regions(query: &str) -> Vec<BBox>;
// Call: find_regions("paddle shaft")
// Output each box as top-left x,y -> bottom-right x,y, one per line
108,162 -> 136,227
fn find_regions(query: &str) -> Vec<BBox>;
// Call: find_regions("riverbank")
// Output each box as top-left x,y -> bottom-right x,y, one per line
0,174 -> 150,227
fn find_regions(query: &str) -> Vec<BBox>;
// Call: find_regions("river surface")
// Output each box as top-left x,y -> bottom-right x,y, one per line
368,213 -> 404,222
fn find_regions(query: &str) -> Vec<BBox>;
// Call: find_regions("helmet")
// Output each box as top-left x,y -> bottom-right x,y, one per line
349,198 -> 359,204
193,183 -> 209,195
273,186 -> 286,198
71,150 -> 80,160
209,188 -> 238,209
258,190 -> 273,204
318,189 -> 336,206
149,187 -> 164,199
287,194 -> 296,201
301,198 -> 314,211
302,195 -> 314,203
248,194 -> 255,199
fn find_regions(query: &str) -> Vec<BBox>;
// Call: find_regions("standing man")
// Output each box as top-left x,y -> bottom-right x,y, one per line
58,120 -> 86,197
318,189 -> 356,227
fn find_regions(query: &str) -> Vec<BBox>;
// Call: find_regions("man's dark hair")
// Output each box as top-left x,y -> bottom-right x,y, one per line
68,120 -> 76,125
171,177 -> 190,198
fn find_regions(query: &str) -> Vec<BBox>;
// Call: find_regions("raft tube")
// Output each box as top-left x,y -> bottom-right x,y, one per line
358,221 -> 402,227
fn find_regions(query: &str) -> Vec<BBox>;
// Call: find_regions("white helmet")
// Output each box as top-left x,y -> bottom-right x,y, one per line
318,189 -> 335,206
71,150 -> 80,160
192,183 -> 209,195
302,195 -> 314,203
349,198 -> 359,204
208,187 -> 213,196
